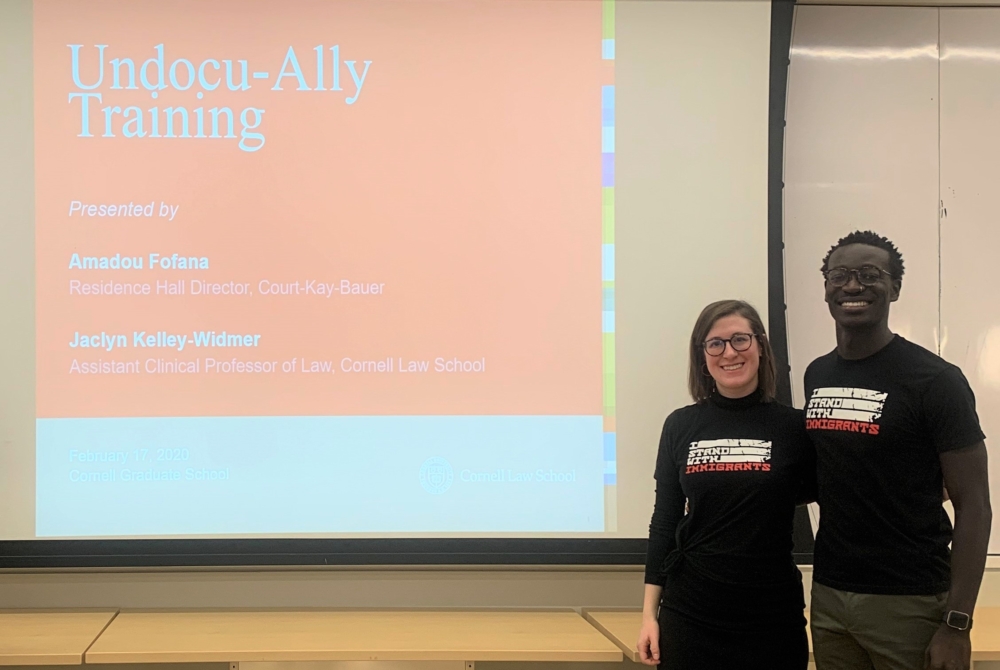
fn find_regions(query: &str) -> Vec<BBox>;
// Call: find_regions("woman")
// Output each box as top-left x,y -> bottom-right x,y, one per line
636,300 -> 813,669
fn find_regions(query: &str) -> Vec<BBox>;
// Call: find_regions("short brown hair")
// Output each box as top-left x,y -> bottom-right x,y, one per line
687,300 -> 777,403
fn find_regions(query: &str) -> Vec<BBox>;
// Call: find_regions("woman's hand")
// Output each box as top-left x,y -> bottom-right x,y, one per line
638,583 -> 663,665
637,615 -> 661,665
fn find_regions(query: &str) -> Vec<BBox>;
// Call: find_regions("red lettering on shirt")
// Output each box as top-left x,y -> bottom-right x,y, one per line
807,418 -> 881,435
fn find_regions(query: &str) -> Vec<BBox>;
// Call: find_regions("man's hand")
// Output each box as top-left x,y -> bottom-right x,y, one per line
932,441 -> 991,670
924,624 -> 971,670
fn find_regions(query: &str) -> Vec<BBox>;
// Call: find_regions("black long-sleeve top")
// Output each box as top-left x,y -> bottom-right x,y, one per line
644,389 -> 814,630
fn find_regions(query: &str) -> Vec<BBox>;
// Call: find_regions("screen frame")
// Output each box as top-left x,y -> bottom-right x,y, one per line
0,537 -> 813,569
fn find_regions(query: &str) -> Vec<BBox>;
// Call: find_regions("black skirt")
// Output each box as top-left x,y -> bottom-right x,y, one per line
655,562 -> 808,670
657,605 -> 808,670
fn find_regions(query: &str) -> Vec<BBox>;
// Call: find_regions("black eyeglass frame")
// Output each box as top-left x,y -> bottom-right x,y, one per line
702,332 -> 757,357
823,265 -> 894,288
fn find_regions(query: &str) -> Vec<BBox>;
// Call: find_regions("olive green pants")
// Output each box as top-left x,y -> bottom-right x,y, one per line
811,581 -> 948,670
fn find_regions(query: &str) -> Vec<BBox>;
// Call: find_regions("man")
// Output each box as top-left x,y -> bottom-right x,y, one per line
805,230 -> 991,670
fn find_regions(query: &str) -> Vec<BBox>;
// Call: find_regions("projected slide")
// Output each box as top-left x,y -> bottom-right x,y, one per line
33,0 -> 616,536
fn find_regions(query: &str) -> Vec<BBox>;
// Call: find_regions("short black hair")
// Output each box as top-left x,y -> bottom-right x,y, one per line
820,230 -> 905,280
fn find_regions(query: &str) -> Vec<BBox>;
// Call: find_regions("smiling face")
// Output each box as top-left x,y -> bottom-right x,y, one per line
824,243 -> 901,331
703,314 -> 761,398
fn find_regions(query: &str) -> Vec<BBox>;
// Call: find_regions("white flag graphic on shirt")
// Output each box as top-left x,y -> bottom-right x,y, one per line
806,387 -> 887,423
686,438 -> 772,466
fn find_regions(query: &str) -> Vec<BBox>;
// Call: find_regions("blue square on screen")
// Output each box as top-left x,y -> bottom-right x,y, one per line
602,85 -> 614,109
602,244 -> 615,281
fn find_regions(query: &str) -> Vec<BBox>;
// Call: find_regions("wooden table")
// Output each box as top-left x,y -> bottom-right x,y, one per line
85,610 -> 623,668
582,610 -> 642,663
583,609 -> 815,664
0,610 -> 117,665
972,608 -> 1000,661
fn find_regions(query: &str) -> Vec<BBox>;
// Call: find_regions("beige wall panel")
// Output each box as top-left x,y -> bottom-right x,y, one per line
614,0 -> 771,537
0,569 -> 645,610
0,0 -> 34,540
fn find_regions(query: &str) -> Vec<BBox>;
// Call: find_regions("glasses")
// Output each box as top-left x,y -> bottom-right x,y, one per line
824,265 -> 892,287
703,333 -> 756,357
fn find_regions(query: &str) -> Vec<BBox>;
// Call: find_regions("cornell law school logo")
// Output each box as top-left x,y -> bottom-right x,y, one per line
419,457 -> 454,494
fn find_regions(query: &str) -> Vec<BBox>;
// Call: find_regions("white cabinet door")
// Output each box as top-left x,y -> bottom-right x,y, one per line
784,6 -> 941,409
940,8 -> 1000,552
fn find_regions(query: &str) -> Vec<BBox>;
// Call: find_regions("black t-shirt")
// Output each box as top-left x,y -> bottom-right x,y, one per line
644,390 -> 814,630
805,335 -> 986,596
